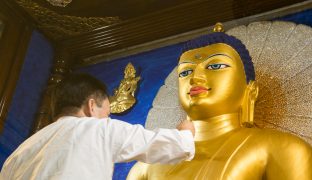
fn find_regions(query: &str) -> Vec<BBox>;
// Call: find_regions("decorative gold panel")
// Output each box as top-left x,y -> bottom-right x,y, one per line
15,0 -> 121,41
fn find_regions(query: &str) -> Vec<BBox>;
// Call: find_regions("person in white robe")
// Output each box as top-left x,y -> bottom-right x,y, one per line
1,73 -> 195,180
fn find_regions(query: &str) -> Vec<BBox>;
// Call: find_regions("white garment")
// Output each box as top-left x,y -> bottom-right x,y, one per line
1,116 -> 194,180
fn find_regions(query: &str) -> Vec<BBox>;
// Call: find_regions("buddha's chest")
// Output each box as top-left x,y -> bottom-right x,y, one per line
147,146 -> 266,180
148,153 -> 265,180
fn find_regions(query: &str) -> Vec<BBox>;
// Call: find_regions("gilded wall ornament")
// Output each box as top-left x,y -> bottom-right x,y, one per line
46,0 -> 72,7
110,63 -> 141,113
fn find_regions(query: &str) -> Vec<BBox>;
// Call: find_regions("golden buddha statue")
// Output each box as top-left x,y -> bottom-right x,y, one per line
127,22 -> 312,179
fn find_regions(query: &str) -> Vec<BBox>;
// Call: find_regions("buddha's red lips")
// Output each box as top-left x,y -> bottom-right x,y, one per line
189,86 -> 210,96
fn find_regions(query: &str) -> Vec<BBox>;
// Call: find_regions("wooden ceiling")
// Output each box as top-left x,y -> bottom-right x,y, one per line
9,0 -> 310,66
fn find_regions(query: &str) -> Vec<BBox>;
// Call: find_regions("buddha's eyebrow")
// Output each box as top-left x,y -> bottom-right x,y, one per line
178,61 -> 197,66
178,53 -> 232,66
204,53 -> 232,61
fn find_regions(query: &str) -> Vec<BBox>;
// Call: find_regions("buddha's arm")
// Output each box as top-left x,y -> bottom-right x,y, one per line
127,162 -> 149,180
266,135 -> 312,179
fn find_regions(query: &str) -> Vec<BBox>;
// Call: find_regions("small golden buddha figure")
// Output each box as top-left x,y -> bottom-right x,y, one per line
110,63 -> 140,113
127,24 -> 312,179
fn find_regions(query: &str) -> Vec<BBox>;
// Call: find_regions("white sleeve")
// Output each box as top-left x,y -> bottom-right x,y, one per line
108,119 -> 195,164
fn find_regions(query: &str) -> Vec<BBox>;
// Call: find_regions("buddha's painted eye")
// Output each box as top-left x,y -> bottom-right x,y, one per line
206,64 -> 229,70
179,69 -> 193,77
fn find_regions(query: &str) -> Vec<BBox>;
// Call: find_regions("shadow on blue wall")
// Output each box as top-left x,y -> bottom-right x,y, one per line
0,30 -> 54,167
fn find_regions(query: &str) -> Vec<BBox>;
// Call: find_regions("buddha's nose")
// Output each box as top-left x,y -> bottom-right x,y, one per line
190,67 -> 206,85
190,77 -> 206,85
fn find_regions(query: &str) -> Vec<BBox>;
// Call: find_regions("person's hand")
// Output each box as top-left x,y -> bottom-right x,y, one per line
177,120 -> 195,137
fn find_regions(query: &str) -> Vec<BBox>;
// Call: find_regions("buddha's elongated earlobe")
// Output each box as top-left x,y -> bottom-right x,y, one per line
240,81 -> 258,127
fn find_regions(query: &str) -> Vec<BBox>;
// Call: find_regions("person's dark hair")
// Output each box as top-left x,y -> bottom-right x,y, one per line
52,73 -> 109,117
181,32 -> 255,83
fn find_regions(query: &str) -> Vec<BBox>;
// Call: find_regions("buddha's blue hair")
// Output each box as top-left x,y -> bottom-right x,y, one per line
181,32 -> 255,83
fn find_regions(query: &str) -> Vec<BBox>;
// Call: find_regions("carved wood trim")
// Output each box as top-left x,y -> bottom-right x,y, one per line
15,0 -> 121,41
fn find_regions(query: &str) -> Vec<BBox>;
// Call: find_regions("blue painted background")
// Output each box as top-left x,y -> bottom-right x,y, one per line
275,8 -> 312,26
0,31 -> 54,167
0,8 -> 312,180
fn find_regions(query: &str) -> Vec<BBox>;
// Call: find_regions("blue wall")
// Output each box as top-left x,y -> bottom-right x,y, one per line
275,8 -> 312,26
0,7 -> 312,179
0,30 -> 54,167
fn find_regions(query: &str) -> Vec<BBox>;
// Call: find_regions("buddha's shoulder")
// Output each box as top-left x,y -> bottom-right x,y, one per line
240,128 -> 311,150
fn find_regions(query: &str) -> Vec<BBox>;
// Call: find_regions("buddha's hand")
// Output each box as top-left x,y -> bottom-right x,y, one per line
177,120 -> 195,137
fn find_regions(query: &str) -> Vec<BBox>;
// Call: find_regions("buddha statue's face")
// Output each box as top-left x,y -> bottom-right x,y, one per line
178,43 -> 247,120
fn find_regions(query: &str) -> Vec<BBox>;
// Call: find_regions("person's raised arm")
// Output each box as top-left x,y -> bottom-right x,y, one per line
108,118 -> 195,164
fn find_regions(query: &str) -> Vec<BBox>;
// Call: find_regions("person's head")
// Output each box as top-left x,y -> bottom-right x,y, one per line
178,31 -> 258,122
52,73 -> 110,119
